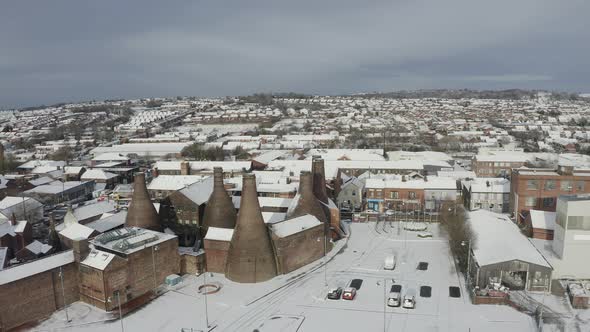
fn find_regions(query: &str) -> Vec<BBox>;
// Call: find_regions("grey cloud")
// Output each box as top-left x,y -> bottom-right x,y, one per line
1,0 -> 589,108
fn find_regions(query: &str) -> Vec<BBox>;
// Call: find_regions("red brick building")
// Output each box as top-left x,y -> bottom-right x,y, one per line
510,166 -> 590,223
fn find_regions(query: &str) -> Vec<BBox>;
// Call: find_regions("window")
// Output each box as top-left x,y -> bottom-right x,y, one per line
525,196 -> 537,207
544,180 -> 556,190
352,191 -> 356,196
560,180 -> 573,192
527,180 -> 539,190
576,181 -> 585,191
542,197 -> 555,208
391,191 -> 399,199
409,191 -> 417,199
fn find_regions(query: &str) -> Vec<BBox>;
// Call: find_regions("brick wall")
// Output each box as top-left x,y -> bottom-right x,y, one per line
0,262 -> 79,331
204,239 -> 230,273
272,224 -> 325,274
180,253 -> 205,275
510,171 -> 590,223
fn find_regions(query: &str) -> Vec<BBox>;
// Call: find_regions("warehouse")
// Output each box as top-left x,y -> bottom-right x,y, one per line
468,210 -> 552,292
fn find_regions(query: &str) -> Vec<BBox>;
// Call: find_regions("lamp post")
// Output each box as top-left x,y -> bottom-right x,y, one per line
202,272 -> 210,330
152,245 -> 159,292
108,291 -> 124,332
461,240 -> 471,287
58,267 -> 71,323
383,278 -> 387,332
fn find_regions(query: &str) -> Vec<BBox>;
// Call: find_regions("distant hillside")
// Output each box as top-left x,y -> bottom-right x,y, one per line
355,89 -> 581,101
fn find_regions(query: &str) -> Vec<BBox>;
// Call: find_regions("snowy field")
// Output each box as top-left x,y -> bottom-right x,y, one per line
34,222 -> 536,332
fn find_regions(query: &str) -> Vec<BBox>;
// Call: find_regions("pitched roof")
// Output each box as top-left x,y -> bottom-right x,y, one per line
469,210 -> 551,268
0,250 -> 75,285
270,214 -> 322,238
59,223 -> 95,240
80,169 -> 118,180
204,227 -> 234,242
81,249 -> 115,270
24,240 -> 52,255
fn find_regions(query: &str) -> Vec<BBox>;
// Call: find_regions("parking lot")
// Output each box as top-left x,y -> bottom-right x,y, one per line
284,221 -> 536,332
35,221 -> 535,332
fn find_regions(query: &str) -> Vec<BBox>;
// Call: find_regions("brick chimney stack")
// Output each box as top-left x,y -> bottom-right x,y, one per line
180,161 -> 190,175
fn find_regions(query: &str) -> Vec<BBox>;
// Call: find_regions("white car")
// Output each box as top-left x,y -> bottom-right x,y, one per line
383,255 -> 396,270
385,210 -> 395,216
402,289 -> 416,309
387,292 -> 401,307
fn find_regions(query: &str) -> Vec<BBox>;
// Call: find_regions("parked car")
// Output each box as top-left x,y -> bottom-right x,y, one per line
327,287 -> 343,300
349,279 -> 363,290
387,291 -> 401,307
383,255 -> 396,270
385,209 -> 395,216
390,284 -> 402,293
342,287 -> 357,300
403,289 -> 416,309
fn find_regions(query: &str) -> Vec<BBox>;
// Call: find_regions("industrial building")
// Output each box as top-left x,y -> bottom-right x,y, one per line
468,210 -> 552,292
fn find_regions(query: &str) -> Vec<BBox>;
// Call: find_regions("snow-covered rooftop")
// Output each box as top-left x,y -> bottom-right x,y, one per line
469,210 -> 551,268
81,249 -> 115,270
204,227 -> 234,242
0,250 -> 74,285
529,210 -> 556,231
270,214 -> 322,238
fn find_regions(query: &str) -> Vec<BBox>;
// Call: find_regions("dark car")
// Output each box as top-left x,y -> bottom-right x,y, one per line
350,279 -> 363,290
327,287 -> 343,300
449,286 -> 461,298
390,284 -> 402,293
420,286 -> 432,298
417,262 -> 429,271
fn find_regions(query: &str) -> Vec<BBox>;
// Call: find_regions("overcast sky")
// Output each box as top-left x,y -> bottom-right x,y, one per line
1,0 -> 589,108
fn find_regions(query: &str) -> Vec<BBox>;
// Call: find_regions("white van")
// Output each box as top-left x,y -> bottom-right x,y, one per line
383,255 -> 396,270
403,289 -> 416,309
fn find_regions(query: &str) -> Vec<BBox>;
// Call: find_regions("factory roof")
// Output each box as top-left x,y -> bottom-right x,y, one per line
81,249 -> 116,270
262,212 -> 286,224
204,227 -> 234,242
0,250 -> 75,285
153,161 -> 251,172
469,210 -> 551,268
85,211 -> 127,233
177,177 -> 214,205
270,214 -> 322,238
59,223 -> 96,240
232,196 -> 292,209
148,175 -> 209,192
81,169 -> 118,180
92,227 -> 176,255
24,240 -> 53,255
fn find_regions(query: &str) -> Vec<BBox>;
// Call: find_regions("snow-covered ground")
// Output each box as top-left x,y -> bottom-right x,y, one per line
34,222 -> 536,332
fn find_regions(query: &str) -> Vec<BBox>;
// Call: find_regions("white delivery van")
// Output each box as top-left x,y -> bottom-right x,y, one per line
384,255 -> 396,270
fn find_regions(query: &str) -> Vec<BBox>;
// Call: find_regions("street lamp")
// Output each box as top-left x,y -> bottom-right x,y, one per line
461,240 -> 471,287
152,245 -> 160,291
107,290 -> 124,332
58,267 -> 71,323
199,272 -> 211,330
